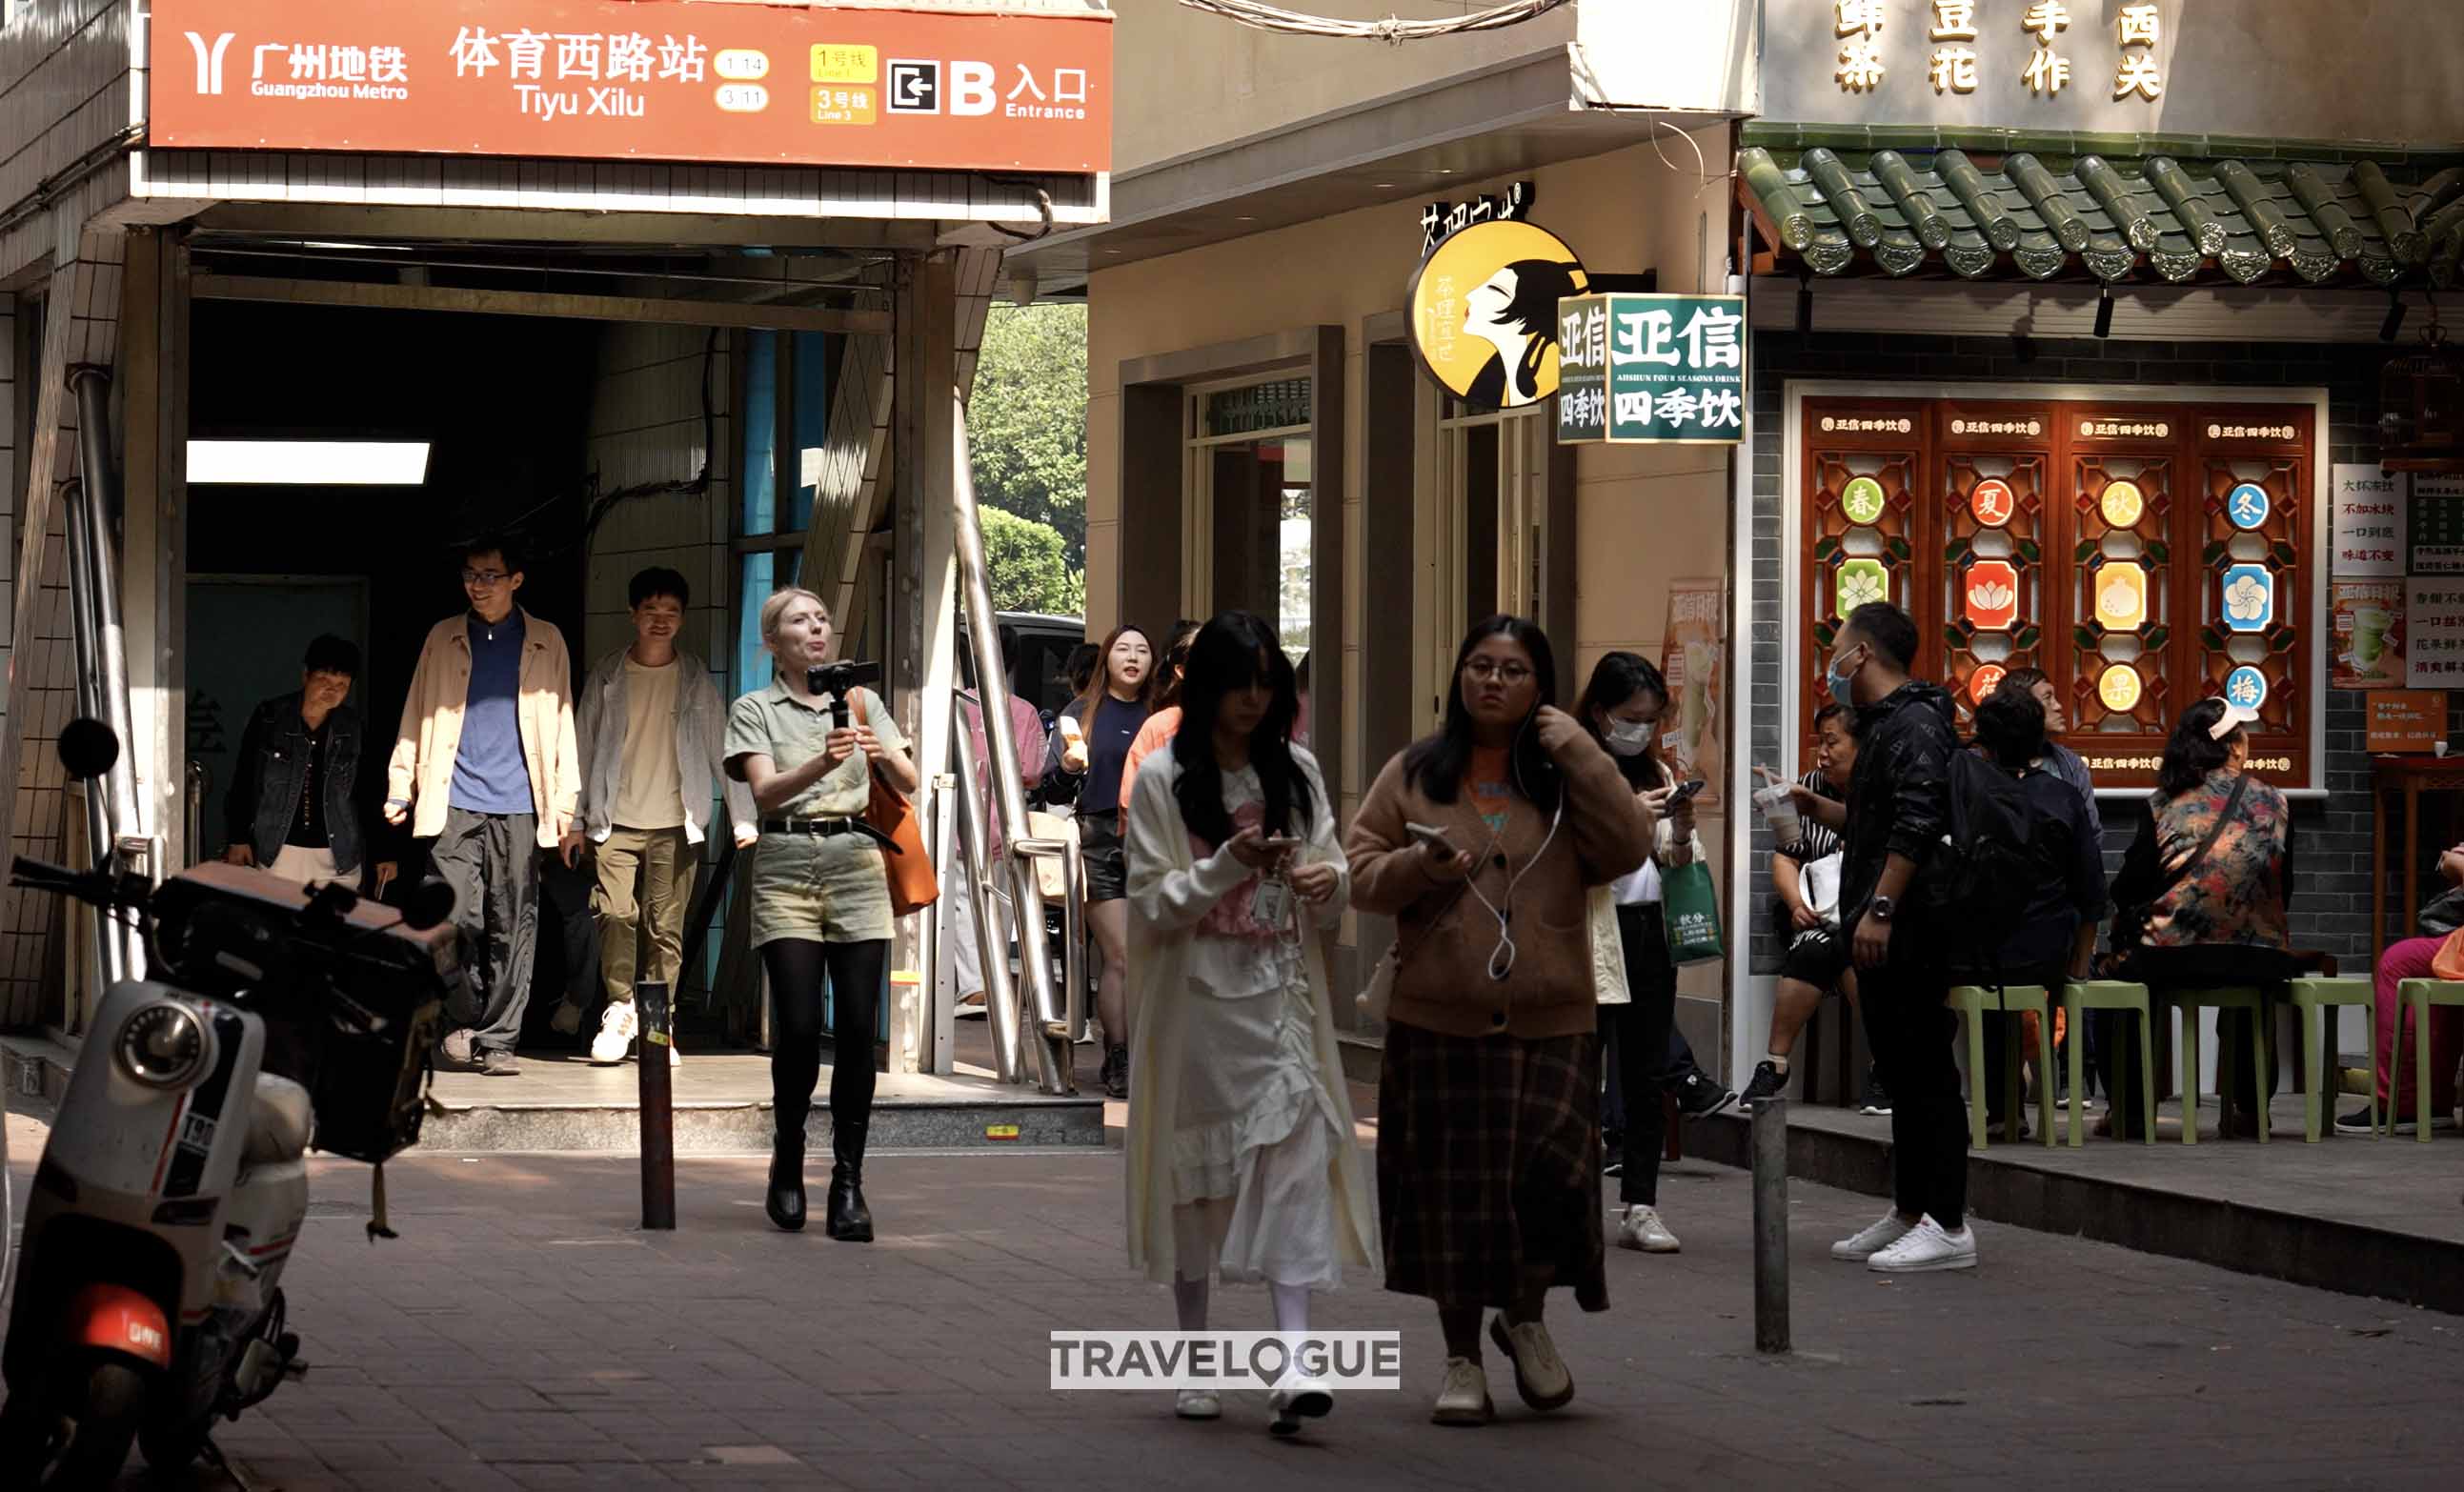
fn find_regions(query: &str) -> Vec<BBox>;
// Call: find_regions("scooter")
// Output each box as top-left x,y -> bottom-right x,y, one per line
0,720 -> 457,1486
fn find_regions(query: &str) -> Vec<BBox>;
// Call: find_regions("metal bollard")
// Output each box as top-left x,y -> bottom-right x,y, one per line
1750,1096 -> 1790,1354
637,980 -> 677,1231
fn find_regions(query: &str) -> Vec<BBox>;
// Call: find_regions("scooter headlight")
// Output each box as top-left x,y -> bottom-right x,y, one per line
116,1001 -> 208,1089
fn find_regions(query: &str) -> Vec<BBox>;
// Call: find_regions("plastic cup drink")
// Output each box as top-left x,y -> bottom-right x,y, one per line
1754,782 -> 1802,845
2354,607 -> 2393,668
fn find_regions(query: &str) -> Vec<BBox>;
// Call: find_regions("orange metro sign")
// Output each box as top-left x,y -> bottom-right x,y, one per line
148,0 -> 1112,175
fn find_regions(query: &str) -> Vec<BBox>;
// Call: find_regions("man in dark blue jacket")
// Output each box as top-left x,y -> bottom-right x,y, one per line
224,635 -> 394,893
1819,601 -> 1974,1274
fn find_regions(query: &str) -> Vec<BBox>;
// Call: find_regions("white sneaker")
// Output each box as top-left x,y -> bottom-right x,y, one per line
1429,1357 -> 1492,1427
549,999 -> 583,1036
1615,1204 -> 1681,1254
1831,1211 -> 1916,1261
1173,1388 -> 1221,1421
1486,1315 -> 1573,1411
1266,1377 -> 1333,1437
1867,1216 -> 1978,1274
590,1001 -> 638,1065
955,991 -> 989,1019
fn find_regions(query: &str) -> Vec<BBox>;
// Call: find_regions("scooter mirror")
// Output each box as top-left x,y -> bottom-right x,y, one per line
402,877 -> 456,933
57,717 -> 119,781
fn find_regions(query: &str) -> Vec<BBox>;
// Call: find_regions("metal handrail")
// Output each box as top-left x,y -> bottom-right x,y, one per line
951,719 -> 1029,1084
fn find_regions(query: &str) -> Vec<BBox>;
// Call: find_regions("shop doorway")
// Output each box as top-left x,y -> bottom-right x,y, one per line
1182,373 -> 1315,660
1425,401 -> 1560,695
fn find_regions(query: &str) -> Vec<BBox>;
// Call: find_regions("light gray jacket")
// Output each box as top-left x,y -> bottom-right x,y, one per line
575,647 -> 757,846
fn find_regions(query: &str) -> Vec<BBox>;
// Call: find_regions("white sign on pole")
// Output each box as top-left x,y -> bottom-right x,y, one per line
2332,463 -> 2407,577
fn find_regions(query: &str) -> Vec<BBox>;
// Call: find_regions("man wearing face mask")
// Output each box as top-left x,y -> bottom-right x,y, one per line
1815,602 -> 1975,1275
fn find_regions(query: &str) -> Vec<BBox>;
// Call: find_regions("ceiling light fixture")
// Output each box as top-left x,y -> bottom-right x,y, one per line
187,439 -> 431,486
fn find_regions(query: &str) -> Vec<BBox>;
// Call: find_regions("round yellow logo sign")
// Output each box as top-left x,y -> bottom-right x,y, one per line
2098,662 -> 2144,713
1408,220 -> 1588,412
2100,478 -> 2146,530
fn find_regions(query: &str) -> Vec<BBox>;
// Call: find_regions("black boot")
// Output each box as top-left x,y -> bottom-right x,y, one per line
766,1126 -> 807,1232
825,1119 -> 874,1242
1102,1043 -> 1130,1099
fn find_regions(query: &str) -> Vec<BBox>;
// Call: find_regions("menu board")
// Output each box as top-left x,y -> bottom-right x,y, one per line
2333,464 -> 2407,576
2413,474 -> 2464,574
2406,575 -> 2464,689
2365,691 -> 2447,755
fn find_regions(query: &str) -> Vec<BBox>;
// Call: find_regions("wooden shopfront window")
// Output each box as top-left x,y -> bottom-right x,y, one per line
1798,396 -> 2316,793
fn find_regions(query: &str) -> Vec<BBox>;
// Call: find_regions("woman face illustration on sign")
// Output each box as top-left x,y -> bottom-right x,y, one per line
1461,258 -> 1581,410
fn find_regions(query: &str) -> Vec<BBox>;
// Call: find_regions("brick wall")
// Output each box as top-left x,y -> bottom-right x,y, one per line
1747,328 -> 2414,979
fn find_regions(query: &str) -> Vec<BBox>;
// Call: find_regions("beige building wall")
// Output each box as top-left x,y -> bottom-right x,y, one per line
1103,0 -> 1575,174
1085,125 -> 1740,1012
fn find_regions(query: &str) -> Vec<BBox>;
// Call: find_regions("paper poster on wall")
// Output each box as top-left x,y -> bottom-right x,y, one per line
2332,464 -> 2407,576
2365,692 -> 2447,755
1660,576 -> 1726,813
2405,575 -> 2464,690
2413,474 -> 2464,574
2332,580 -> 2407,689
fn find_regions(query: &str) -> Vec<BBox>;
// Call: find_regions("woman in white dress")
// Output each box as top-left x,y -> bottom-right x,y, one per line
1123,611 -> 1377,1436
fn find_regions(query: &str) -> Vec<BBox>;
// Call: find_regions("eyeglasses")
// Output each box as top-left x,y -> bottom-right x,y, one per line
1462,659 -> 1534,684
461,569 -> 510,586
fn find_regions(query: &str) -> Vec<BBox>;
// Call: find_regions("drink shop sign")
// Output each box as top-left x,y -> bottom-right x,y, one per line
1556,293 -> 1747,446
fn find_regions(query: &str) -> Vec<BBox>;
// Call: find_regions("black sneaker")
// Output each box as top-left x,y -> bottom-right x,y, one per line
1739,1061 -> 1789,1105
1858,1066 -> 1892,1116
1101,1044 -> 1129,1100
1672,1070 -> 1737,1119
480,1047 -> 520,1078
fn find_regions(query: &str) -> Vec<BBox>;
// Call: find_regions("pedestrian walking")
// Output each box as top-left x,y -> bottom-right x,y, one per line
1118,618 -> 1203,813
558,567 -> 757,1065
1818,601 -> 1976,1273
1347,615 -> 1654,1426
1043,624 -> 1157,1095
1572,651 -> 1702,1255
223,634 -> 396,896
724,588 -> 921,1240
386,534 -> 581,1079
1122,612 -> 1374,1436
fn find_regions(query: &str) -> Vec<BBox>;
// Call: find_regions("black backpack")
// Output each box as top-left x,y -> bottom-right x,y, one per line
1921,752 -> 2041,983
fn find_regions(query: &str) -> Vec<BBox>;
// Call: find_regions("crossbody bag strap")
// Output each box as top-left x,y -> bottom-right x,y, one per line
2173,772 -> 2252,890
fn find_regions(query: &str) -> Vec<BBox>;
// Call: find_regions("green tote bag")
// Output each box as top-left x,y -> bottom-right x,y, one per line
1664,859 -> 1727,965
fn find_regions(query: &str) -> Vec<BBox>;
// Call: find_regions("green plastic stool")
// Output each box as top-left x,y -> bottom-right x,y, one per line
2288,977 -> 2378,1143
2165,986 -> 2272,1145
2061,981 -> 2156,1145
2394,978 -> 2464,1142
1949,984 -> 2055,1149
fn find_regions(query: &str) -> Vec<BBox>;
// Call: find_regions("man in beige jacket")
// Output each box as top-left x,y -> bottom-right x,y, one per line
386,535 -> 581,1077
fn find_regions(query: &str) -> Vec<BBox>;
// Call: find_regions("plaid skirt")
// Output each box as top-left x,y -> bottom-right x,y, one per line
1376,1021 -> 1607,1314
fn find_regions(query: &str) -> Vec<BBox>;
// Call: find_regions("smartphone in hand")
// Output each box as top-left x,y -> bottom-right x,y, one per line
1404,821 -> 1456,857
1666,778 -> 1707,805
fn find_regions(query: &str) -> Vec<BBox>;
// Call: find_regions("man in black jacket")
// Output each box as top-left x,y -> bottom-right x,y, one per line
1818,601 -> 1975,1274
224,635 -> 395,893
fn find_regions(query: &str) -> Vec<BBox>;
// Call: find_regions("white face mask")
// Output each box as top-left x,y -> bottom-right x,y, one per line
1604,718 -> 1657,756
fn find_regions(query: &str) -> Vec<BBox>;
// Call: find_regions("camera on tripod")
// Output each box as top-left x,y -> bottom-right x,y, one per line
807,659 -> 883,727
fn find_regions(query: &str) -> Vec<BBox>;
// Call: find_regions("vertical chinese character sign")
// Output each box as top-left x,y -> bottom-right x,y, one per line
2332,463 -> 2408,577
1552,293 -> 1747,446
1407,218 -> 1589,413
2406,577 -> 2464,690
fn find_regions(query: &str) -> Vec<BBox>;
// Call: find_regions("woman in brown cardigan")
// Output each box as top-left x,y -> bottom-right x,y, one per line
1346,615 -> 1656,1426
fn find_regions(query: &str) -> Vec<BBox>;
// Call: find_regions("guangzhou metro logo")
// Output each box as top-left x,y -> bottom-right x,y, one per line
185,30 -> 237,95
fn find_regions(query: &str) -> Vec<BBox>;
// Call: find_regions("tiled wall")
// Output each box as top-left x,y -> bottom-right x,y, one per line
580,322 -> 734,685
1746,329 -> 2422,980
0,0 -> 132,285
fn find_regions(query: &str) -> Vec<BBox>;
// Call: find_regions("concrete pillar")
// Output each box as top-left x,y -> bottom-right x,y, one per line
0,229 -> 127,1031
887,250 -> 959,1077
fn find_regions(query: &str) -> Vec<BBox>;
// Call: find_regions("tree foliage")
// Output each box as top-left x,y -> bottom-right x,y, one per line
980,505 -> 1085,616
969,302 -> 1088,571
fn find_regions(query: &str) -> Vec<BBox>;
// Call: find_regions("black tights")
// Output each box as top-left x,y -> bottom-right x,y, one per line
761,938 -> 888,1137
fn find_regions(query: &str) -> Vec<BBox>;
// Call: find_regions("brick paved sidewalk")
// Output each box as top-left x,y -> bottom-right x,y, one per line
5,1136 -> 2449,1492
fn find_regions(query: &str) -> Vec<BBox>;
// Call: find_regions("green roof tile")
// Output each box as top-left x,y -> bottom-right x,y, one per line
1736,128 -> 2464,291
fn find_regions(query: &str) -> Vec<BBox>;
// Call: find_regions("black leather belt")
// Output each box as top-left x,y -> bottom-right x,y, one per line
760,817 -> 861,837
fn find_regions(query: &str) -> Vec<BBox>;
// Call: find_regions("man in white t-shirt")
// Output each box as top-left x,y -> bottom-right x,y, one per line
559,568 -> 757,1064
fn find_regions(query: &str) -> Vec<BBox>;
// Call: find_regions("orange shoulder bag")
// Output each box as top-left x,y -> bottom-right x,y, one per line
854,692 -> 939,917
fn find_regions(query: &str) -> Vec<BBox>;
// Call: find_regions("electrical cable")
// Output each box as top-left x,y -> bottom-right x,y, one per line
1172,0 -> 1572,43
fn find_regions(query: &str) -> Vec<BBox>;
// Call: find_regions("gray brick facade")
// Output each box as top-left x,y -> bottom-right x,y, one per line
1747,329 -> 2434,979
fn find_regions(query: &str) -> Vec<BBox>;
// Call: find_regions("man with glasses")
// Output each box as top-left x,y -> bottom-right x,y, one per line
386,534 -> 581,1078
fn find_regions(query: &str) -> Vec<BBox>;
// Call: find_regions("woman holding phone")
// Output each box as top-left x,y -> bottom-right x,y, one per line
1123,612 -> 1374,1435
1045,625 -> 1157,1098
1347,615 -> 1655,1426
1573,652 -> 1705,1255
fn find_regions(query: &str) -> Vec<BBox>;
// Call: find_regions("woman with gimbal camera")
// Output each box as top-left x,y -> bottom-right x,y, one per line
724,587 -> 919,1240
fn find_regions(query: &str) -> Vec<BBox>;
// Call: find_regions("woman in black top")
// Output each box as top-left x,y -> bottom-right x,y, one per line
1048,624 -> 1155,1096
